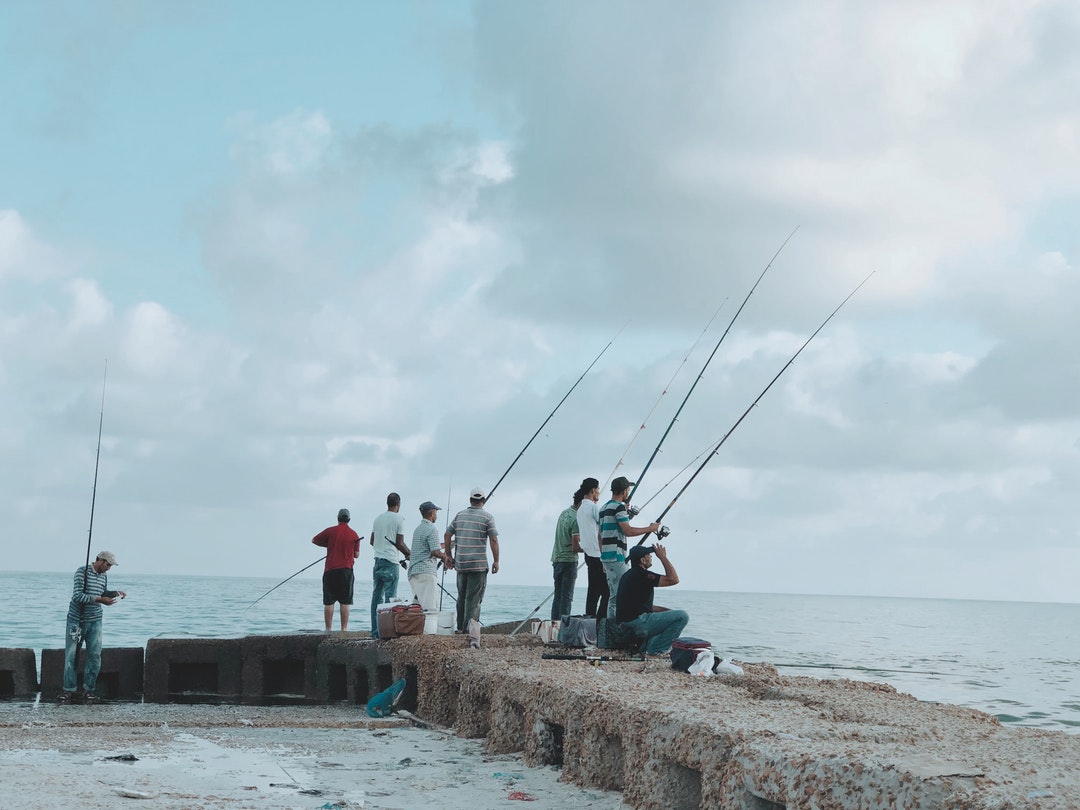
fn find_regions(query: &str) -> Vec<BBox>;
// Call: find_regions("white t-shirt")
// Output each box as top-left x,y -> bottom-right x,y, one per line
575,499 -> 601,557
372,510 -> 407,563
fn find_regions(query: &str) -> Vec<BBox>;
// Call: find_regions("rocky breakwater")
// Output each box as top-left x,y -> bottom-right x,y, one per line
380,632 -> 1080,809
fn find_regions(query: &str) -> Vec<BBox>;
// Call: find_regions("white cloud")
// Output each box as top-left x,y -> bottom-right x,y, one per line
0,209 -> 62,281
65,278 -> 112,331
2,3 -> 1078,607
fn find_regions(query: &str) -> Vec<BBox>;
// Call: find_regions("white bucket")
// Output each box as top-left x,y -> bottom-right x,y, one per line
423,612 -> 440,635
436,610 -> 455,635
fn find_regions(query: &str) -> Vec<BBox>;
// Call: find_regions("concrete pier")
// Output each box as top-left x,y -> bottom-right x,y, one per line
0,648 -> 37,698
16,631 -> 1080,809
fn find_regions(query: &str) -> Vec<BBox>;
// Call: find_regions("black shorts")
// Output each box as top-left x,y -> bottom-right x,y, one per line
322,568 -> 355,605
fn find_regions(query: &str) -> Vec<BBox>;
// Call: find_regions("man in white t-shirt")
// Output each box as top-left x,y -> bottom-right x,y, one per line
369,492 -> 409,637
574,477 -> 608,618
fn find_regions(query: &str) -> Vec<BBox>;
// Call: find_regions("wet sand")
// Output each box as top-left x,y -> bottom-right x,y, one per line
0,702 -> 629,809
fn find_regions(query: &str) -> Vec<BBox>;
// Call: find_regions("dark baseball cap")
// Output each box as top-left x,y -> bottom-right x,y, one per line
419,501 -> 441,513
611,476 -> 635,493
628,545 -> 655,563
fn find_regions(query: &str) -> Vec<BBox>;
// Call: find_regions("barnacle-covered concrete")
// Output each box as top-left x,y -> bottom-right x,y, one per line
372,633 -> 1080,810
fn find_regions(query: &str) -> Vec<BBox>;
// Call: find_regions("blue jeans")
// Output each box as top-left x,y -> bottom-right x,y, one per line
551,561 -> 578,620
63,616 -> 102,693
626,609 -> 690,655
371,558 -> 400,637
601,559 -> 627,619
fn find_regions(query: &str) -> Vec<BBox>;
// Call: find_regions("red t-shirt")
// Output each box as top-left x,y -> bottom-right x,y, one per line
312,523 -> 361,571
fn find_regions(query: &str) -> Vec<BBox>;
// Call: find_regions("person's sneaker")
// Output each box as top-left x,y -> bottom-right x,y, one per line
56,691 -> 76,705
81,691 -> 104,704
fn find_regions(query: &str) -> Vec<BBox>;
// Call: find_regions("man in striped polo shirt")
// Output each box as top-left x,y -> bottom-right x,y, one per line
599,476 -> 659,620
60,550 -> 126,704
444,486 -> 500,633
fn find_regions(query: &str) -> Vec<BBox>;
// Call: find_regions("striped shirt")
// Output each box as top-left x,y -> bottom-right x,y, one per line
446,506 -> 498,573
67,565 -> 110,623
408,519 -> 442,578
599,498 -> 630,563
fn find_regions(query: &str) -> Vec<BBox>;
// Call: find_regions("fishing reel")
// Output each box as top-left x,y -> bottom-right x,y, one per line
627,504 -> 641,517
656,525 -> 671,539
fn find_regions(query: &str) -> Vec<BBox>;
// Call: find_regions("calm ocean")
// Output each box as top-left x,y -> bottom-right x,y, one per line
3,571 -> 1077,735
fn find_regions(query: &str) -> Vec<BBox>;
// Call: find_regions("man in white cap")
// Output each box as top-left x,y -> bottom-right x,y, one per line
59,551 -> 126,704
408,501 -> 452,611
444,486 -> 499,633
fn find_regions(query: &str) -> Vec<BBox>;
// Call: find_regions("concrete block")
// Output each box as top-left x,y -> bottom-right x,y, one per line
240,633 -> 324,705
145,638 -> 242,703
0,648 -> 38,697
39,647 -> 144,700
315,636 -> 387,704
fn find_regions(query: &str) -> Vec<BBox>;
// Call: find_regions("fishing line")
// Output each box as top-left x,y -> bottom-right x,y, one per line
439,477 -> 454,610
603,299 -> 727,490
627,227 -> 799,504
639,271 -> 875,542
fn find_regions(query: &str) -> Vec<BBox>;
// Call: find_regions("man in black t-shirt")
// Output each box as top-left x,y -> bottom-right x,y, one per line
615,543 -> 689,656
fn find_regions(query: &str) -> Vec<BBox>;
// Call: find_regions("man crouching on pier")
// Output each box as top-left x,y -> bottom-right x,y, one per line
615,544 -> 688,657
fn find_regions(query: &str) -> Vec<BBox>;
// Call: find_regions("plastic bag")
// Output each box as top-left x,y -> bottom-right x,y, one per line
713,657 -> 744,676
686,649 -> 714,676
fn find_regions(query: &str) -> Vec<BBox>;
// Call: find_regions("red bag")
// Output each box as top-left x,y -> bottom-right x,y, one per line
392,603 -> 425,636
671,637 -> 711,650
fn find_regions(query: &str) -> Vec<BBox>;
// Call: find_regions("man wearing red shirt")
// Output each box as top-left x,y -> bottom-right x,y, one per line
312,508 -> 361,631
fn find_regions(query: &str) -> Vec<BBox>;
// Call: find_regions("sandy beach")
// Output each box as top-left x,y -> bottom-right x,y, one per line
0,702 -> 629,810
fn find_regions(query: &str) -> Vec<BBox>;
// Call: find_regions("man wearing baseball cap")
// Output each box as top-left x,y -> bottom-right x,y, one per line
444,486 -> 500,633
59,551 -> 126,704
312,508 -> 361,632
408,501 -> 452,611
615,543 -> 688,656
599,476 -> 660,619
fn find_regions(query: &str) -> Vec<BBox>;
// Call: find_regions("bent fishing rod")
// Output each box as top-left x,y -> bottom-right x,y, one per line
485,321 -> 627,502
248,327 -> 626,614
82,361 -> 108,596
636,271 -> 874,544
603,300 -> 727,490
626,227 -> 799,507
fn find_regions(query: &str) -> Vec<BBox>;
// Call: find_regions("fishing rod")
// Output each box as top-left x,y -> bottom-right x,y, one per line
626,228 -> 799,506
83,361 -> 108,596
252,328 -> 626,613
486,321 -> 628,502
242,557 -> 326,614
638,271 -> 874,543
603,300 -> 727,490
439,478 -> 454,610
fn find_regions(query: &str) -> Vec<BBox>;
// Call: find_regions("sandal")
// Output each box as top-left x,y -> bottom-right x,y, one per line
56,692 -> 76,705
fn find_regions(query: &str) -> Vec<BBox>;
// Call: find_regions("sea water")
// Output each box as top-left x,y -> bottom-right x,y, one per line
3,571 -> 1077,734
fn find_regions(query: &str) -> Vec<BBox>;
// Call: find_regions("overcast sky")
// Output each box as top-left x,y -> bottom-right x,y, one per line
2,1 -> 1077,603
